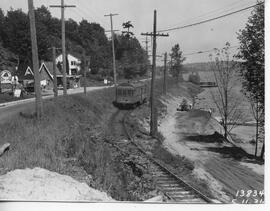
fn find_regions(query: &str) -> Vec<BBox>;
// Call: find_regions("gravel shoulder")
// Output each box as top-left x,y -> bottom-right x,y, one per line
159,93 -> 264,203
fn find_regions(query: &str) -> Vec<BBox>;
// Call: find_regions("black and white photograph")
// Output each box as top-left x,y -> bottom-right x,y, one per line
0,0 -> 266,207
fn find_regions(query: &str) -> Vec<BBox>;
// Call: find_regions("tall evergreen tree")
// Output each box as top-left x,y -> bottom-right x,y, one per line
170,44 -> 185,82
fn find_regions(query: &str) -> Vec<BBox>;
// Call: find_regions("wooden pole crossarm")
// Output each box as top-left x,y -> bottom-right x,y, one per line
49,5 -> 76,8
104,13 -> 119,17
141,32 -> 169,37
105,30 -> 120,33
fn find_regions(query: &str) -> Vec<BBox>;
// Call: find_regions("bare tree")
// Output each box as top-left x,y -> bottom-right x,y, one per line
249,95 -> 264,157
209,42 -> 243,140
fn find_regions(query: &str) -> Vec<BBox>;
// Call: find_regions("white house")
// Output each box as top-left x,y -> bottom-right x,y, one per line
55,53 -> 81,76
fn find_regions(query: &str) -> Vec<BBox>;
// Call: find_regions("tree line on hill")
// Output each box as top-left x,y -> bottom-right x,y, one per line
0,6 -> 148,79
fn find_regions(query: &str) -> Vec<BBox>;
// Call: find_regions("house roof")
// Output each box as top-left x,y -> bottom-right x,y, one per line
56,53 -> 82,61
42,62 -> 62,77
25,66 -> 34,76
0,66 -> 17,75
17,63 -> 33,80
21,66 -> 34,80
17,61 -> 63,81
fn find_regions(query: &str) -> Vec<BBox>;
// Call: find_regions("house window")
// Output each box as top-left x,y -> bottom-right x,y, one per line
71,61 -> 76,66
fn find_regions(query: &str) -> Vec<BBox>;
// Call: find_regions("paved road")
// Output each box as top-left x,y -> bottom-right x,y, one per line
0,77 -> 153,122
0,86 -> 110,122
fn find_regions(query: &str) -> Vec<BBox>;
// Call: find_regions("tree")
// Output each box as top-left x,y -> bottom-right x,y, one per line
0,8 -> 4,42
209,42 -> 243,140
122,21 -> 134,38
170,44 -> 185,82
3,9 -> 31,66
249,96 -> 264,157
78,20 -> 110,74
114,34 -> 148,78
0,5 -> 147,81
237,1 -> 264,158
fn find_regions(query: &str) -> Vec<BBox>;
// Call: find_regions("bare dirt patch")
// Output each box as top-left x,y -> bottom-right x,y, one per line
0,167 -> 114,201
130,80 -> 215,200
158,90 -> 264,203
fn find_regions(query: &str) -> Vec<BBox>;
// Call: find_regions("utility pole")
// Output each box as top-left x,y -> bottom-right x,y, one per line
141,10 -> 169,137
142,36 -> 150,59
83,49 -> 87,95
52,47 -> 58,98
48,46 -> 61,98
0,68 -> 2,94
142,36 -> 151,77
149,54 -> 163,76
162,52 -> 168,95
170,54 -> 173,72
28,0 -> 43,119
50,1 -> 76,96
105,13 -> 119,86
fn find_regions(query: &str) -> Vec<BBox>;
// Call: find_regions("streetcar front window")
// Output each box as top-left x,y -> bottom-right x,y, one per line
128,89 -> 134,96
117,89 -> 122,95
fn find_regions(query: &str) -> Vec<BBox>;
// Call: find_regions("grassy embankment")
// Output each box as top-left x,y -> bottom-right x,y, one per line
0,87 -> 157,201
0,92 -> 33,104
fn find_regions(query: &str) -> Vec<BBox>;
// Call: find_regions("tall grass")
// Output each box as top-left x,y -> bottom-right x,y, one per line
0,86 -> 157,200
0,87 -> 115,176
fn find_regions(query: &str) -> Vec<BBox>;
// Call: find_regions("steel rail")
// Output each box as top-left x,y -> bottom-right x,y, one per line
122,110 -> 215,203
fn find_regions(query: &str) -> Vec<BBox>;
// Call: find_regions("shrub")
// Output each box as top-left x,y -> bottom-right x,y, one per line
188,72 -> 200,85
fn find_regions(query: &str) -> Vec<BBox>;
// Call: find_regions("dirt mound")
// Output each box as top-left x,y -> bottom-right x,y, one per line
188,109 -> 211,118
0,167 -> 114,201
186,132 -> 225,143
207,146 -> 254,160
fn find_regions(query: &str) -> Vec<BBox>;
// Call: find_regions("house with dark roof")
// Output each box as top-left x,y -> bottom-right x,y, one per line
43,61 -> 81,89
18,66 -> 34,90
18,61 -> 81,91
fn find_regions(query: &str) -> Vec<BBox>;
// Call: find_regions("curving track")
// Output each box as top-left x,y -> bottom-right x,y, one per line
107,109 -> 215,203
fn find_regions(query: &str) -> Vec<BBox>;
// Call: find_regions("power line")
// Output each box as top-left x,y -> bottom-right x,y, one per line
158,1 -> 264,33
166,0 -> 249,29
183,45 -> 239,56
76,4 -> 107,26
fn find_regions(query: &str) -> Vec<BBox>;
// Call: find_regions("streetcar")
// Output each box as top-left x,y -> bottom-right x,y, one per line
113,82 -> 148,109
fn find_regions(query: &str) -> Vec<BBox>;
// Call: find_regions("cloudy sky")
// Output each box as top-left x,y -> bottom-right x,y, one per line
0,0 -> 259,64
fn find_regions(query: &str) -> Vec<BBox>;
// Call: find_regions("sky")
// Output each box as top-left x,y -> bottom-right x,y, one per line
0,0 -> 259,64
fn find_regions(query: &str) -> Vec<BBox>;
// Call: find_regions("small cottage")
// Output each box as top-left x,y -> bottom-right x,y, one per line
18,62 -> 81,91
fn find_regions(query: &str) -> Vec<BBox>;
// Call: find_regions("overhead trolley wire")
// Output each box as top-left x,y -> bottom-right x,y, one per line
183,45 -> 239,56
158,1 -> 264,33
165,0 -> 249,29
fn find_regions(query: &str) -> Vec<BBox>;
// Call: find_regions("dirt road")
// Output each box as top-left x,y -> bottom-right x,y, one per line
159,95 -> 264,203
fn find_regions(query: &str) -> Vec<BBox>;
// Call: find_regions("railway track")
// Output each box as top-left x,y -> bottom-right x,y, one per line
107,109 -> 215,203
